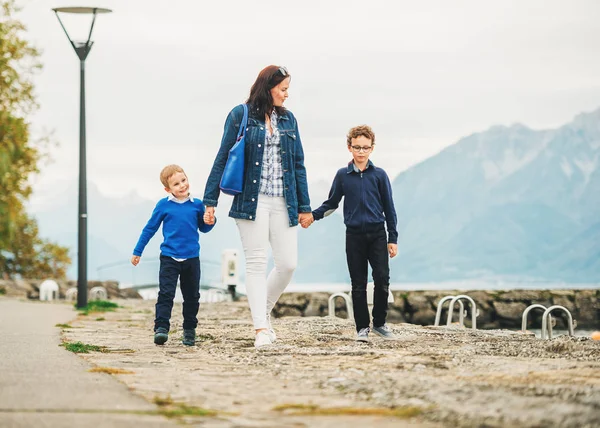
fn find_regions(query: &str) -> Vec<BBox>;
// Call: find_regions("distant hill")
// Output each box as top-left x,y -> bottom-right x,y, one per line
389,108 -> 600,282
30,108 -> 600,283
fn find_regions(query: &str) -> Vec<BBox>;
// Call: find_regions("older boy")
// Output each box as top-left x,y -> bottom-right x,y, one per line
303,125 -> 398,342
131,165 -> 215,346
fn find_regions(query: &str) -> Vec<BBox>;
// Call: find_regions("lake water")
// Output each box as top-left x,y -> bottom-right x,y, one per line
133,280 -> 599,300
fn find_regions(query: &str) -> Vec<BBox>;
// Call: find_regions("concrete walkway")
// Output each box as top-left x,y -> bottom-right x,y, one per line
0,299 -> 176,428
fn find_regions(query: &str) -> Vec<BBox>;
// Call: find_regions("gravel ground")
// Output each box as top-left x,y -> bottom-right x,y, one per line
61,299 -> 600,427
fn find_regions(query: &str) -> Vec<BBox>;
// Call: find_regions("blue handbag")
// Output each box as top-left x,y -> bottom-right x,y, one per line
220,104 -> 249,195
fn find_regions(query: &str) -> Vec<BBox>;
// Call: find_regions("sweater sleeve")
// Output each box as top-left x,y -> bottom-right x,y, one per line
379,170 -> 398,244
133,200 -> 166,256
312,170 -> 344,220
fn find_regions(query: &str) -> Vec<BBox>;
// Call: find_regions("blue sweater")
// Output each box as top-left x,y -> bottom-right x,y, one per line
133,196 -> 215,259
312,160 -> 398,244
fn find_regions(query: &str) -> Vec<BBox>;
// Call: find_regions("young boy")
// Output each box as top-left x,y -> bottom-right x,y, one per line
131,164 -> 216,346
303,125 -> 398,342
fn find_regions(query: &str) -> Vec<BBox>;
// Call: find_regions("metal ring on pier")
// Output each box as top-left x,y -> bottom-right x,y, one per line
434,295 -> 466,327
328,292 -> 354,320
203,288 -> 229,303
541,305 -> 575,340
65,287 -> 78,302
89,286 -> 108,301
446,295 -> 478,329
521,304 -> 554,338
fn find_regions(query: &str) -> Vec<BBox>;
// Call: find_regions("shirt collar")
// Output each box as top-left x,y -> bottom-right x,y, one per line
347,159 -> 375,174
168,193 -> 194,203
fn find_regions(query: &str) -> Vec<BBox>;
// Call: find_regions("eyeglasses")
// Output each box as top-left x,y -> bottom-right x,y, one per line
277,66 -> 289,77
350,145 -> 373,153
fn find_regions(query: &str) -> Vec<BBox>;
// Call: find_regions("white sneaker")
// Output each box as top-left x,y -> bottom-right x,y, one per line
266,313 -> 277,342
254,330 -> 272,349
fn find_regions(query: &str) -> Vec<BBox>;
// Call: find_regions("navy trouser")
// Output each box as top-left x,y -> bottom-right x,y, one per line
155,255 -> 201,331
345,228 -> 390,332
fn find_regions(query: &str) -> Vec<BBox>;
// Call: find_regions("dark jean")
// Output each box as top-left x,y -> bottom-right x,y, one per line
346,228 -> 390,332
155,255 -> 201,331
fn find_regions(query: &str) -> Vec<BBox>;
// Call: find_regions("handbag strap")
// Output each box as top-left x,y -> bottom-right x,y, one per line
236,104 -> 249,141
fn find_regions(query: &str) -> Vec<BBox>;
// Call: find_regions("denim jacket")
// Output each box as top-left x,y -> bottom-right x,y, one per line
204,104 -> 311,226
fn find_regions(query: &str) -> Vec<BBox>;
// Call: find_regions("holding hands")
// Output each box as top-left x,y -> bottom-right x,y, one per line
204,206 -> 216,225
299,213 -> 314,228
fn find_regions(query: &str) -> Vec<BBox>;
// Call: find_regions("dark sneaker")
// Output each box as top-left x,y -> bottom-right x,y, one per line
154,327 -> 169,345
356,327 -> 370,342
182,329 -> 196,346
373,324 -> 396,340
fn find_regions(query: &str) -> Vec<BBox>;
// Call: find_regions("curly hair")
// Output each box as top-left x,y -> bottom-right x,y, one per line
346,125 -> 376,146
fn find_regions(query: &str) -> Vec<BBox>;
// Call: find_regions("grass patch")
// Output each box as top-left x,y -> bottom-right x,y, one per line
62,341 -> 106,353
95,317 -> 105,321
106,348 -> 136,353
89,367 -> 134,375
0,286 -> 5,295
159,405 -> 217,418
55,323 -> 73,328
153,395 -> 174,406
273,404 -> 318,412
76,300 -> 118,315
152,396 -> 216,418
197,333 -> 215,341
273,404 -> 422,418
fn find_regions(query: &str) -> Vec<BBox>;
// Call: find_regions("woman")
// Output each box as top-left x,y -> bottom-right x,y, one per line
203,65 -> 312,348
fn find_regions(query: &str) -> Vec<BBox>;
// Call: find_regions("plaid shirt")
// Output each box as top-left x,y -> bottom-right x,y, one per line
259,109 -> 284,197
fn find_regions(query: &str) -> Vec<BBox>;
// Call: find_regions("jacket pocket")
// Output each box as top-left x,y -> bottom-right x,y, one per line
282,130 -> 297,155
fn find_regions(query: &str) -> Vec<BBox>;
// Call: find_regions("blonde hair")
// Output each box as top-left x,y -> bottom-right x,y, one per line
160,164 -> 185,188
346,125 -> 376,146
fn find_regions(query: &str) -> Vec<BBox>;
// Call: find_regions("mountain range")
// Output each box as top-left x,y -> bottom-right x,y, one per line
30,108 -> 600,284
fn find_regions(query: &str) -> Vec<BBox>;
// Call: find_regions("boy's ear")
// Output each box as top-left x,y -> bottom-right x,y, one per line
164,187 -> 171,193
347,145 -> 352,153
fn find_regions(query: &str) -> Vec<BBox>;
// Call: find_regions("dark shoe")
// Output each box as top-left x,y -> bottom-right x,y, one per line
356,327 -> 370,342
154,327 -> 169,345
372,324 -> 396,340
182,329 -> 196,346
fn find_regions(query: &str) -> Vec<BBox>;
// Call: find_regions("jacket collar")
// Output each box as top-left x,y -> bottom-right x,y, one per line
249,105 -> 290,122
347,159 -> 375,174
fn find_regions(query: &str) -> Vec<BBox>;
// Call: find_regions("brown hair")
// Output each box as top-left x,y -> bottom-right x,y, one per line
160,164 -> 185,188
347,125 -> 376,146
246,65 -> 290,119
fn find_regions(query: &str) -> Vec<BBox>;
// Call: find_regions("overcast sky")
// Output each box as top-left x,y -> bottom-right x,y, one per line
17,0 -> 600,204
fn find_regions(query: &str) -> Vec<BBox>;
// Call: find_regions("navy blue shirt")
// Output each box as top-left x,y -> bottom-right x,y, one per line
133,196 -> 215,259
312,160 -> 398,244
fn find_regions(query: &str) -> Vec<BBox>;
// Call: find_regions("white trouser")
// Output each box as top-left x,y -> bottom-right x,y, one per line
236,196 -> 298,330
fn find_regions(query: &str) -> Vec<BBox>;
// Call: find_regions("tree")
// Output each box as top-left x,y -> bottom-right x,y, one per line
0,1 -> 71,278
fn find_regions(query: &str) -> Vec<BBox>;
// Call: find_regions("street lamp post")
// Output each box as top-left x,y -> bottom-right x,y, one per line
53,7 -> 112,308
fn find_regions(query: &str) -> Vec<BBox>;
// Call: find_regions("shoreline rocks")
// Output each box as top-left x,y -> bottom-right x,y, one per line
274,289 -> 600,329
0,279 -> 141,300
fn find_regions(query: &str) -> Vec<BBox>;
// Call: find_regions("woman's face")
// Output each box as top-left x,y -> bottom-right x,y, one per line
270,77 -> 290,107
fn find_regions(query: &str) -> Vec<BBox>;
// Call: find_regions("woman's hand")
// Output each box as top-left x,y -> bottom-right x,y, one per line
299,213 -> 314,228
204,206 -> 216,225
